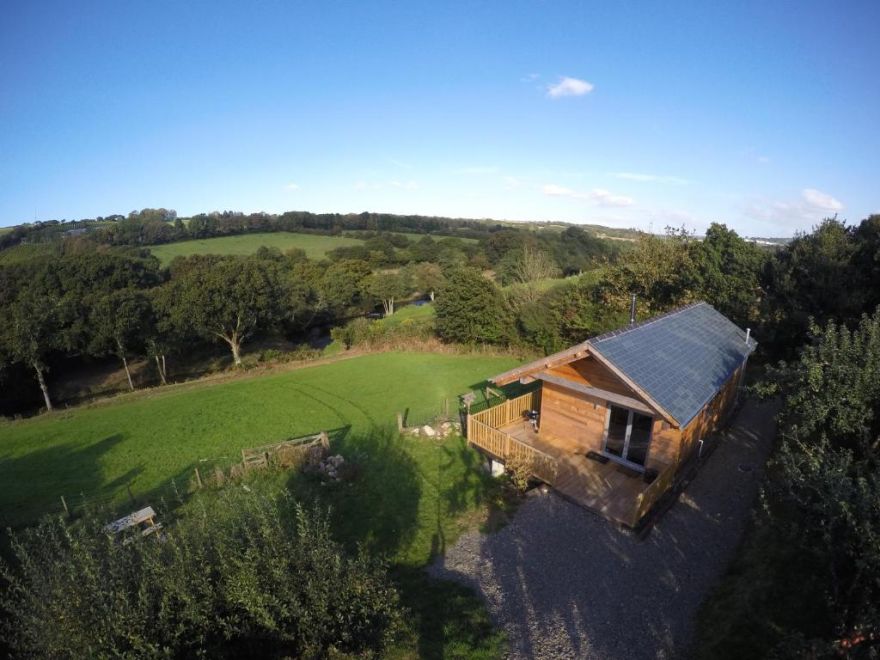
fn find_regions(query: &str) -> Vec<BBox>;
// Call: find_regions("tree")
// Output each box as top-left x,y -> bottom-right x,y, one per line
693,223 -> 766,327
364,271 -> 411,317
159,257 -> 288,366
731,310 -> 880,652
407,262 -> 444,301
86,289 -> 151,391
0,287 -> 65,411
761,218 -> 859,356
0,492 -> 403,657
498,244 -> 561,287
318,259 -> 372,314
434,267 -> 509,344
599,226 -> 699,315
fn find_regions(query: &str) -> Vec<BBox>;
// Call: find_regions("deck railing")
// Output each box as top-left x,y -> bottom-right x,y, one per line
469,390 -> 541,429
632,461 -> 677,526
467,390 -> 557,485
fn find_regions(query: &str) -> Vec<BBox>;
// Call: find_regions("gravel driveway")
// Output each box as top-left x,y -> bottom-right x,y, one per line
430,398 -> 777,660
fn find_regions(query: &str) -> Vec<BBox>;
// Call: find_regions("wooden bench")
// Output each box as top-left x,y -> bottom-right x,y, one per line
104,506 -> 163,542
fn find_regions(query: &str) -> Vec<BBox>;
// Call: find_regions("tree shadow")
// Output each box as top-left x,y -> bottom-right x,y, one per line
0,433 -> 136,532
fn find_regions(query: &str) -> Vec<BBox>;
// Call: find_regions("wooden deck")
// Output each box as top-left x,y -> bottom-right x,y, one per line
500,420 -> 670,526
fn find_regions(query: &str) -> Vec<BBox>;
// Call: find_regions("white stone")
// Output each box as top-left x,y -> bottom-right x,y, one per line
422,425 -> 437,437
490,460 -> 506,478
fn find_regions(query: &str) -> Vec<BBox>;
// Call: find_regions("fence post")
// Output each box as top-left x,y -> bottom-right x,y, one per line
396,412 -> 404,432
60,495 -> 69,517
194,467 -> 203,489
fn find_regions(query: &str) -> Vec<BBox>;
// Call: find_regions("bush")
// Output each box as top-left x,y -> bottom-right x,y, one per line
330,316 -> 434,351
0,491 -> 403,658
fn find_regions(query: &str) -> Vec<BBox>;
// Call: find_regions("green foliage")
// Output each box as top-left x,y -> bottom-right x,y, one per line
318,259 -> 373,313
761,218 -> 862,356
363,270 -> 412,316
696,310 -> 880,657
330,309 -> 435,350
0,492 -> 403,658
157,256 -> 291,365
598,226 -> 700,315
694,223 -> 767,327
435,268 -> 511,344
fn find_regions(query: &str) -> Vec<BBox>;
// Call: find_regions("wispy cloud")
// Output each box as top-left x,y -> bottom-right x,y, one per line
745,188 -> 845,230
547,76 -> 594,98
284,182 -> 300,191
543,183 -> 634,207
520,73 -> 540,83
610,172 -> 690,185
802,188 -> 843,211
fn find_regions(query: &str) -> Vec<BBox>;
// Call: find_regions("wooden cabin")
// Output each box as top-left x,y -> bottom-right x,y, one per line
467,302 -> 756,527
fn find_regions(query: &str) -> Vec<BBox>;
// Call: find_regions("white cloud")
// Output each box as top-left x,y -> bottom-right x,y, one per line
542,183 -> 634,207
547,76 -> 594,98
284,182 -> 300,191
744,188 -> 845,231
802,188 -> 843,211
610,172 -> 690,185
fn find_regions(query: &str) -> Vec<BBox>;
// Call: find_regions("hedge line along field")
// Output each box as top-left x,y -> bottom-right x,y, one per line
147,231 -> 365,265
0,351 -> 517,530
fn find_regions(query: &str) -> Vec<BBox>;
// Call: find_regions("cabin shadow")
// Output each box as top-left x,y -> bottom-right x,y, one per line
285,426 -> 423,560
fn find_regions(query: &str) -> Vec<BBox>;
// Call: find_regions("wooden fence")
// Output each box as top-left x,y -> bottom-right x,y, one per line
466,390 -> 557,484
241,432 -> 330,471
468,390 -> 541,431
631,461 -> 677,526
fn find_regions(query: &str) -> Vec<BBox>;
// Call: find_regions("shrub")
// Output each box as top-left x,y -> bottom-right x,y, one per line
0,491 -> 403,658
505,453 -> 534,494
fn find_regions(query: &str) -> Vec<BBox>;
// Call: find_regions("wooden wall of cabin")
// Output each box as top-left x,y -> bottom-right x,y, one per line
538,378 -> 682,471
678,364 -> 744,472
547,357 -> 634,398
538,381 -> 608,453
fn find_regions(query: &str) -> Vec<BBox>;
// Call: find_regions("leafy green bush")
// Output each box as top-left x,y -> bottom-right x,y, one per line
0,491 -> 403,658
330,315 -> 434,350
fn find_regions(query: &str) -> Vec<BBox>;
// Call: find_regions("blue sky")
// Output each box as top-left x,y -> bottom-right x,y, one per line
1,1 -> 877,236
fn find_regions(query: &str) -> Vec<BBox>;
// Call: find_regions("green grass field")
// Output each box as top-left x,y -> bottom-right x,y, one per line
1,351 -> 517,657
0,351 -> 515,530
148,231 -> 365,265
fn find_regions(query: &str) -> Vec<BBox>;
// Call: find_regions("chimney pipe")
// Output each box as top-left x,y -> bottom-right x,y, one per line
745,328 -> 751,344
630,294 -> 637,325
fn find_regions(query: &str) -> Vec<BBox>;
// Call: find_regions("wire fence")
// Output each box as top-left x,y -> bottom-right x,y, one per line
42,434 -> 329,527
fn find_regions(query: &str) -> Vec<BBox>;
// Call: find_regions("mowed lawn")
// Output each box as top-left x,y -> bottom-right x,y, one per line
0,352 -> 517,531
148,231 -> 365,265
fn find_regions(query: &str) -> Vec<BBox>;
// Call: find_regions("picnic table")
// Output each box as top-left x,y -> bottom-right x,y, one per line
104,506 -> 163,541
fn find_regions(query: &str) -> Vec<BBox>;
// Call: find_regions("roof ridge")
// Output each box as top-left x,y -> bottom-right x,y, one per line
588,301 -> 708,346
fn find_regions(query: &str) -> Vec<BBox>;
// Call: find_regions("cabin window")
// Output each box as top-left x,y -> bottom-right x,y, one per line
602,404 -> 653,469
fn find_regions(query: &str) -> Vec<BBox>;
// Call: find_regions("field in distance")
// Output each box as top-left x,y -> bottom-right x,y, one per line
148,231 -> 365,265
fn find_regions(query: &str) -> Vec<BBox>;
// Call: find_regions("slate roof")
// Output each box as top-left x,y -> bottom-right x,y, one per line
587,302 -> 756,427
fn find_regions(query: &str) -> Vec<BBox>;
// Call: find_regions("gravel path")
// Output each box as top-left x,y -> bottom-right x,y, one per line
430,398 -> 777,660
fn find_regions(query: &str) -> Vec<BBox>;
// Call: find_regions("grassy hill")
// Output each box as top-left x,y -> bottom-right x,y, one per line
147,231 -> 365,265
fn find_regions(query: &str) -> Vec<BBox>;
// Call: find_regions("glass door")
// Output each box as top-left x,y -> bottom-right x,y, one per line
602,405 -> 653,469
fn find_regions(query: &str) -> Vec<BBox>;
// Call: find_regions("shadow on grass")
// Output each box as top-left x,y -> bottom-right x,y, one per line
286,426 -> 423,560
0,433 -> 136,531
